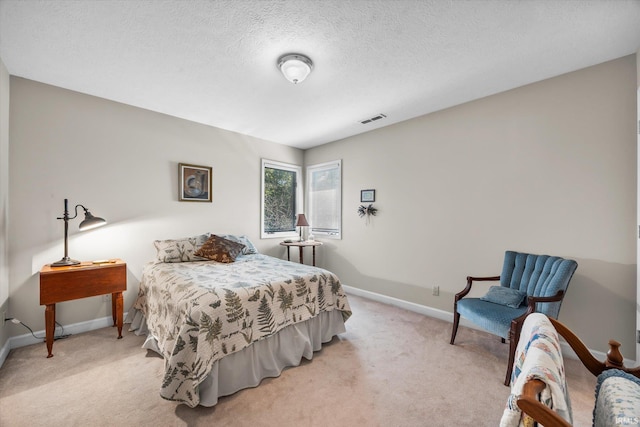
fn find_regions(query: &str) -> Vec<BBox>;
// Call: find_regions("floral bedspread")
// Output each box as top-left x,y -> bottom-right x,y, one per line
133,254 -> 352,407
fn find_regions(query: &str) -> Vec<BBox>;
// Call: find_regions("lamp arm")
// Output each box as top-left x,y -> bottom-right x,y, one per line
70,204 -> 88,220
56,202 -> 83,221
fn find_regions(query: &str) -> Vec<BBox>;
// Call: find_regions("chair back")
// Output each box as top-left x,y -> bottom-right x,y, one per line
500,251 -> 578,319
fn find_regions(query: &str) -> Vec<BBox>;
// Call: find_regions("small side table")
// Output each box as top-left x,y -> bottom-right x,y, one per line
39,259 -> 127,358
280,241 -> 323,266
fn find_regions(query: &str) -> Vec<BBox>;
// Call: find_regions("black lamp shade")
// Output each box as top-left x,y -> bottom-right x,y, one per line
79,211 -> 107,231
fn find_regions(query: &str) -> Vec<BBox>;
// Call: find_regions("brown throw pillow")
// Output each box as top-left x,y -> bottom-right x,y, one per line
194,234 -> 245,263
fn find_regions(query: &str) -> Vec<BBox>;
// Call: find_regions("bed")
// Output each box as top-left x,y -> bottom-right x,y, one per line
126,233 -> 352,407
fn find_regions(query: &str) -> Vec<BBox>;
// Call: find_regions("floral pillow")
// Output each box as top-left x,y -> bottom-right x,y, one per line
154,233 -> 210,263
194,234 -> 246,263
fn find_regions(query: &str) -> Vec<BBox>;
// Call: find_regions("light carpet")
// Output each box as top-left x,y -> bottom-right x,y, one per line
0,295 -> 596,426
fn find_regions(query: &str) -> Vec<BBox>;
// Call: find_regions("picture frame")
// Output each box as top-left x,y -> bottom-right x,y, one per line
179,163 -> 212,202
360,189 -> 375,203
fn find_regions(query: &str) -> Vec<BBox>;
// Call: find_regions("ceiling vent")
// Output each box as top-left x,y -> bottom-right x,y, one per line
360,114 -> 387,125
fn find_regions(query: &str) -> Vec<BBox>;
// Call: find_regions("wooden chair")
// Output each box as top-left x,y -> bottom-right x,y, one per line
513,316 -> 640,426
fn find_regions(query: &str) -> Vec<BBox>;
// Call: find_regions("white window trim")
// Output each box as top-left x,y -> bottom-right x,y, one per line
306,159 -> 342,240
261,159 -> 303,239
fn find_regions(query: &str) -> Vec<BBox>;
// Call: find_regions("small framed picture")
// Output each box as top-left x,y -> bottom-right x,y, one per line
179,163 -> 212,202
361,189 -> 375,203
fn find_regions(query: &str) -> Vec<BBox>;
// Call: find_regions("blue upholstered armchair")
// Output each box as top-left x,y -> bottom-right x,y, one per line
449,250 -> 578,385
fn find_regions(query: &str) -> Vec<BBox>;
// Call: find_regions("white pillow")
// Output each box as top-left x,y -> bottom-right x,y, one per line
154,233 -> 210,263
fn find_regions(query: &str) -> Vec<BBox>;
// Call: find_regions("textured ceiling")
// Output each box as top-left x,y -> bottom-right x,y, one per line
1,0 -> 639,149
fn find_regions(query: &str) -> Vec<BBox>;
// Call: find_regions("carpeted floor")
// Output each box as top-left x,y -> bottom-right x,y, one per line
0,294 -> 596,426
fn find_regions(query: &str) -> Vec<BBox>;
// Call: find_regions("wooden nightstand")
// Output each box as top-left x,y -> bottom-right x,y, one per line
279,241 -> 323,266
39,259 -> 127,358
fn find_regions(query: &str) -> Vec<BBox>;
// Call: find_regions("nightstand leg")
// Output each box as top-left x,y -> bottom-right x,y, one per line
312,246 -> 316,266
113,292 -> 123,339
45,304 -> 55,358
298,246 -> 304,265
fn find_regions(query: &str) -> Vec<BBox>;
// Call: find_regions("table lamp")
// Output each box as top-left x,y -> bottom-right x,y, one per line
51,198 -> 107,267
295,213 -> 309,242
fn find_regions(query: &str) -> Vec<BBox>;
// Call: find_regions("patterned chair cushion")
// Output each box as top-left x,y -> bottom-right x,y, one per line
457,298 -> 528,339
194,234 -> 246,263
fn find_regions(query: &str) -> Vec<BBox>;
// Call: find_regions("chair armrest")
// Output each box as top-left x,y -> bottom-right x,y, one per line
509,291 -> 564,343
511,290 -> 566,332
548,318 -> 640,379
454,275 -> 500,302
517,379 -> 572,427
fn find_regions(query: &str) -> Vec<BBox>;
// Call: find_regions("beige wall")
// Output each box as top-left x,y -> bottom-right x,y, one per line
7,77 -> 303,338
0,57 -> 9,351
4,55 -> 638,360
305,55 -> 638,357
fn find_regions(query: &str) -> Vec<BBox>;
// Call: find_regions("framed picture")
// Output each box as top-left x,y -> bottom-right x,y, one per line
360,189 -> 375,203
179,163 -> 212,202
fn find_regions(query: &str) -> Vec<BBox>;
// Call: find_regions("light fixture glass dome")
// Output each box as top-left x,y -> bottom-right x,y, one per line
278,54 -> 313,84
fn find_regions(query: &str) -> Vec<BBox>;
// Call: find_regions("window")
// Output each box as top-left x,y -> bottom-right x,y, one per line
261,159 -> 302,239
306,160 -> 341,239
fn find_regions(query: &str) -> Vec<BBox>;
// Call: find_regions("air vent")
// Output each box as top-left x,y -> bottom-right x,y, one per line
360,113 -> 387,125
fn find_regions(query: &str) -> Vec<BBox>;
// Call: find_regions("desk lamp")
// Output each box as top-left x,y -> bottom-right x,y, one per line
51,198 -> 107,267
295,214 -> 309,242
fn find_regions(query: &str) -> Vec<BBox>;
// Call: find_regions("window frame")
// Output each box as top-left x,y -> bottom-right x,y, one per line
306,159 -> 342,240
261,159 -> 303,239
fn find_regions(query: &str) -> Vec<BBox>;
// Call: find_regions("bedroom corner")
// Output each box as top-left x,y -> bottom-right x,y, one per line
3,77 -> 304,360
0,55 -> 10,366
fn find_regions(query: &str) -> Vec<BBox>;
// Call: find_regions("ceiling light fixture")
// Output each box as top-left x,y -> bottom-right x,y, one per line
278,54 -> 313,84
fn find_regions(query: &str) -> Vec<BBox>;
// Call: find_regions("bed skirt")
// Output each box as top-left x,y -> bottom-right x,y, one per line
126,308 -> 346,407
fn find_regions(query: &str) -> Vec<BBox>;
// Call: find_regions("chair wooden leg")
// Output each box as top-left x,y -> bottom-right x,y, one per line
450,311 -> 460,345
505,322 -> 520,386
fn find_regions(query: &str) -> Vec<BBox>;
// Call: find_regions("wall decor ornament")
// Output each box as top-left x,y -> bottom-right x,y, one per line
179,163 -> 212,202
358,203 -> 378,224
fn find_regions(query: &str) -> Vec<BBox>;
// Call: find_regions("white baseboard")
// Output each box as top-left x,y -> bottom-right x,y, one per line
341,285 -> 630,365
343,284 -> 454,322
0,338 -> 10,368
0,312 -> 128,368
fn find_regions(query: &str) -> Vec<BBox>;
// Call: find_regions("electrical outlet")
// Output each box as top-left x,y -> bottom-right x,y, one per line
103,294 -> 111,302
432,286 -> 439,296
2,311 -> 6,325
